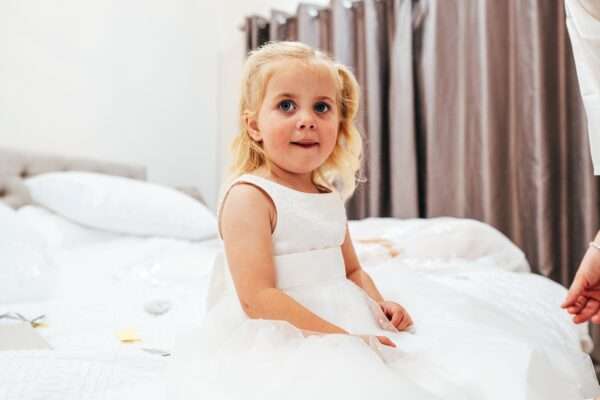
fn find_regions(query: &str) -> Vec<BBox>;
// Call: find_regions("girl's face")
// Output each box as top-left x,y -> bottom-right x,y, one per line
246,60 -> 340,178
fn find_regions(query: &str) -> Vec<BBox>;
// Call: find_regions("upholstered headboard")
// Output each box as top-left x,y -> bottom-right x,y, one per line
0,147 -> 207,208
0,147 -> 146,209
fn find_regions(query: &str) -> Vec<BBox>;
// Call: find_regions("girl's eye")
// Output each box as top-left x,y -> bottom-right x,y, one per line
314,102 -> 330,113
278,100 -> 296,113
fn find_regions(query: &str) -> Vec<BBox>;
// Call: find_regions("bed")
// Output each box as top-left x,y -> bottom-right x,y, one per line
0,147 -> 597,399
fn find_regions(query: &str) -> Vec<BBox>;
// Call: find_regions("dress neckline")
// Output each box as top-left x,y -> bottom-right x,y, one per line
243,174 -> 336,196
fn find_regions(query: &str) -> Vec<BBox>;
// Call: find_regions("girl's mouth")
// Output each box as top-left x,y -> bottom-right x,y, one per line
290,142 -> 319,149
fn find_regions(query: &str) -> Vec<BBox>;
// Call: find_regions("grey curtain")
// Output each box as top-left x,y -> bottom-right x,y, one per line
244,0 -> 600,357
244,16 -> 270,52
404,1 -> 600,320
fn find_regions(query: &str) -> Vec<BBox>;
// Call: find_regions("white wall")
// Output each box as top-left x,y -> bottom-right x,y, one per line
0,0 -> 327,210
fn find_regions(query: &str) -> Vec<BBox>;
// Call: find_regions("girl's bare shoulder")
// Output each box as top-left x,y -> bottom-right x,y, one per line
220,182 -> 277,238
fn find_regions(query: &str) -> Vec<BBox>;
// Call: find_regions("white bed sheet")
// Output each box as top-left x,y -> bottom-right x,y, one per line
0,210 -> 594,399
0,235 -> 219,400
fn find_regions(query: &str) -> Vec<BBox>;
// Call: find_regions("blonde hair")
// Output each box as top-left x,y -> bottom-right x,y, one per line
228,41 -> 363,200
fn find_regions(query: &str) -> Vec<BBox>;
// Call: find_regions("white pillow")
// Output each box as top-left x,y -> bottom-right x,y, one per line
25,172 -> 217,241
0,202 -> 56,303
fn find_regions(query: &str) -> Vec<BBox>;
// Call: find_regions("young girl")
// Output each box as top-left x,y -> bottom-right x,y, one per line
167,42 -> 599,400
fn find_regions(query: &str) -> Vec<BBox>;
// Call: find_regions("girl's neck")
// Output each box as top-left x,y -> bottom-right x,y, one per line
255,164 -> 319,194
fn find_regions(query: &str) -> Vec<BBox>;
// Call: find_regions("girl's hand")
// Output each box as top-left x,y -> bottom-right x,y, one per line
358,334 -> 396,348
378,300 -> 413,331
375,335 -> 396,347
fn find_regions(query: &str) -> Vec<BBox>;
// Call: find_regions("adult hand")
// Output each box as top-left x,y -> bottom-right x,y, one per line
562,242 -> 600,324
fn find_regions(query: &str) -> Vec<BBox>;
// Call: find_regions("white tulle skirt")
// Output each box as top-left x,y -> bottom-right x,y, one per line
166,269 -> 599,400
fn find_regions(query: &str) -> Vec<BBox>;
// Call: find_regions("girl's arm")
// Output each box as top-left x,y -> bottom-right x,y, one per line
341,224 -> 384,302
342,225 -> 413,332
220,184 -> 347,335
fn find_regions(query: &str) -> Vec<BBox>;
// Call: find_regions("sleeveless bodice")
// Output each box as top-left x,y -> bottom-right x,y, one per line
207,174 -> 349,307
218,174 -> 347,255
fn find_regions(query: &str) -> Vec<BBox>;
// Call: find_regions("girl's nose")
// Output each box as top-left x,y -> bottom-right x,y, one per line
296,118 -> 316,130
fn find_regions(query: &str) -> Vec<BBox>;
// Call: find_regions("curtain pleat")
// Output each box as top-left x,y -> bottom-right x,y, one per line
270,10 -> 298,41
244,16 -> 270,53
389,0 -> 420,217
297,4 -> 325,49
362,0 -> 392,216
329,0 -> 368,218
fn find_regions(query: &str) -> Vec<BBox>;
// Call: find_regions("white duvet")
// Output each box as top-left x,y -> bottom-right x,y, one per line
0,207 -> 596,399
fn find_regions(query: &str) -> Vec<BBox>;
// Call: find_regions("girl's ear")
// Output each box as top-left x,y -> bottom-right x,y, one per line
244,111 -> 262,142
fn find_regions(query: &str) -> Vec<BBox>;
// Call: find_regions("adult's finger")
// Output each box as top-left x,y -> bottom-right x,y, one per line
567,295 -> 589,315
573,298 -> 600,324
583,289 -> 600,302
562,274 -> 588,308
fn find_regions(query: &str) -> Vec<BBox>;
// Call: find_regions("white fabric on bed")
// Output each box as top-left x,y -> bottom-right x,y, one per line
0,350 -> 165,400
16,205 -> 121,250
350,217 -> 530,272
0,203 -> 56,304
0,201 -> 15,216
24,172 -> 218,241
0,211 -> 595,399
0,235 -> 219,400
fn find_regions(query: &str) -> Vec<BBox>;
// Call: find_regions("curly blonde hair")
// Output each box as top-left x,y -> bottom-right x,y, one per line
228,41 -> 363,200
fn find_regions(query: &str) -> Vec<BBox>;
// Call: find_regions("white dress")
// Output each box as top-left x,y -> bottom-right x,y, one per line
166,174 -> 600,400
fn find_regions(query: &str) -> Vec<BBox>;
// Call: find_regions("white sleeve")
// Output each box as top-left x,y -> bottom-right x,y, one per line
565,0 -> 600,174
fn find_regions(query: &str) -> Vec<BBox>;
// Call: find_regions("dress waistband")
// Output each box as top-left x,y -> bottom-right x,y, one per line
219,247 -> 346,293
274,247 -> 346,289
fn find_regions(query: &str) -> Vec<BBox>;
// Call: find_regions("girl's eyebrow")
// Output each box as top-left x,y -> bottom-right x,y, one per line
273,93 -> 334,103
316,96 -> 335,103
273,92 -> 297,100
